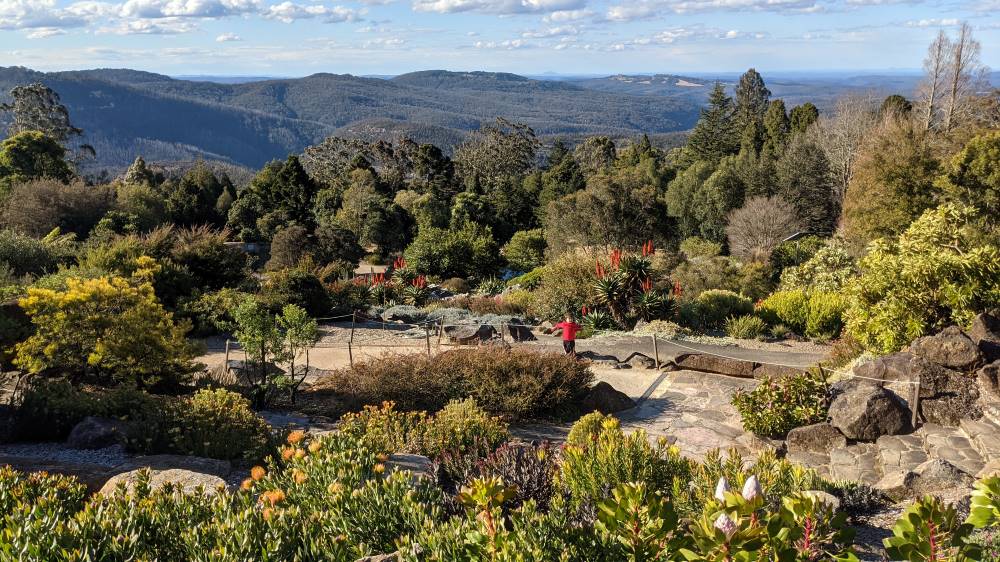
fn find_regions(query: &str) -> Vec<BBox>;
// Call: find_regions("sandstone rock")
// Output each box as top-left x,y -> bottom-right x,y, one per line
354,553 -> 399,562
100,468 -> 226,496
853,352 -> 913,384
912,459 -> 974,493
385,454 -> 435,483
970,312 -> 1000,363
579,381 -> 636,414
381,306 -> 427,325
802,490 -> 841,511
443,323 -> 497,344
503,322 -> 536,342
753,364 -> 805,380
829,380 -> 909,441
111,455 -> 231,478
623,352 -> 657,369
978,361 -> 1000,402
977,459 -> 1000,479
673,353 -> 754,378
786,423 -> 847,455
875,470 -> 918,502
910,326 -> 981,370
67,417 -> 123,450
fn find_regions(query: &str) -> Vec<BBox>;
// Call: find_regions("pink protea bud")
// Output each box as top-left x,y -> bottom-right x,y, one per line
714,477 -> 730,502
741,475 -> 762,502
714,513 -> 738,539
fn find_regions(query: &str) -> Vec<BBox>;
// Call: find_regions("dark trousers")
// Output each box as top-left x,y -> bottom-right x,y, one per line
563,340 -> 575,354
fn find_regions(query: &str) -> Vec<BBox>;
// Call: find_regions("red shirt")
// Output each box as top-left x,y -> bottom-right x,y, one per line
553,321 -> 581,341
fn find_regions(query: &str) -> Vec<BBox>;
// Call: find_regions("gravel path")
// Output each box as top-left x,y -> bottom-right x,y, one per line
0,442 -> 129,467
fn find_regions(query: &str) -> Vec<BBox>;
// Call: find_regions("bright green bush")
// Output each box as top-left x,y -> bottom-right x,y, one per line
757,289 -> 809,334
259,267 -> 331,316
403,223 -> 501,280
178,287 -> 250,336
528,251 -> 595,321
566,411 -> 610,448
474,277 -> 505,297
506,267 -> 543,290
724,314 -> 766,340
780,242 -> 857,292
685,289 -> 754,330
845,204 -> 1000,354
502,229 -> 546,273
679,236 -> 722,258
731,369 -> 830,438
409,398 -> 508,459
806,291 -> 847,340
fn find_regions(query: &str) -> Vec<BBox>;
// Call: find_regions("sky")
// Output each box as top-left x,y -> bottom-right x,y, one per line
0,0 -> 997,76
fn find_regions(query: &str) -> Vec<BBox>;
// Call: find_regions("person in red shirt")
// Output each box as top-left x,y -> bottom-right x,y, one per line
552,314 -> 581,356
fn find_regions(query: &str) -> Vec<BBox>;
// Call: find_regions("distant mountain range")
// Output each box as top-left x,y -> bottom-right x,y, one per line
2,66 -> 983,174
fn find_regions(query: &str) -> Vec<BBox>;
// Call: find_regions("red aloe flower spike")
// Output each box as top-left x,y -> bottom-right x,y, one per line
609,249 -> 622,270
642,277 -> 653,293
672,281 -> 682,297
581,305 -> 589,316
595,260 -> 605,279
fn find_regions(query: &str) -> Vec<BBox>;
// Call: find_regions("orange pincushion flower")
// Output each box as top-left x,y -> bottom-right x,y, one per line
292,469 -> 307,484
261,489 -> 286,506
262,507 -> 274,521
308,441 -> 322,453
286,430 -> 305,445
327,481 -> 344,495
374,463 -> 386,474
294,449 -> 306,460
240,478 -> 253,491
250,466 -> 266,481
281,447 -> 295,461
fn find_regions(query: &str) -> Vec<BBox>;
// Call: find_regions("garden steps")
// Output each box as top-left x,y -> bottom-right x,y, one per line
914,423 -> 985,477
874,434 -> 928,475
958,418 -> 1000,463
828,443 -> 881,485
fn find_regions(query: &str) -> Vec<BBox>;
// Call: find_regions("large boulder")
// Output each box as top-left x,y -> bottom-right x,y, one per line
100,468 -> 226,496
673,353 -> 754,378
753,364 -> 806,381
67,417 -> 124,450
875,459 -> 973,502
909,326 -> 981,370
853,352 -> 913,384
381,306 -> 427,325
786,423 -> 847,455
829,379 -> 910,441
443,323 -> 497,344
579,381 -> 636,414
110,455 -> 231,478
623,352 -> 657,370
385,453 -> 435,483
501,321 -> 536,342
970,312 -> 1000,364
921,395 -> 982,426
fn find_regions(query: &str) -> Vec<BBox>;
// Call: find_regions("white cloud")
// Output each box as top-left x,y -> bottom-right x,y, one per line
413,0 -> 586,15
606,0 -> 819,21
362,36 -> 404,47
119,0 -> 260,18
904,18 -> 959,27
473,38 -> 532,48
628,24 -> 768,45
98,17 -> 197,33
26,25 -> 64,37
521,24 -> 577,37
0,0 -> 86,30
216,31 -> 241,40
263,1 -> 359,22
543,8 -> 591,21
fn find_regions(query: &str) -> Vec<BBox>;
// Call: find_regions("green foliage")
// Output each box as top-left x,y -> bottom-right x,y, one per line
770,235 -> 825,274
686,289 -> 754,330
320,347 -> 593,421
506,267 -> 543,290
404,223 -> 500,280
779,242 -> 858,292
0,228 -> 72,277
884,495 -> 980,562
178,287 -> 250,336
566,411 -> 611,448
528,251 -> 596,321
724,314 -> 766,340
806,291 -> 848,340
475,277 -> 506,297
758,289 -> 809,334
679,236 -> 722,259
581,309 -> 617,336
13,272 -> 199,388
502,229 -> 546,273
968,476 -> 1000,529
937,131 -> 1000,229
731,369 -> 829,437
259,267 -> 331,316
596,482 -> 683,562
559,415 -> 691,517
0,130 -> 73,193
845,204 -> 1000,354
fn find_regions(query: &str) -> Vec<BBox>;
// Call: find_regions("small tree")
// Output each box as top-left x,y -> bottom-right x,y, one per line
232,297 -> 318,408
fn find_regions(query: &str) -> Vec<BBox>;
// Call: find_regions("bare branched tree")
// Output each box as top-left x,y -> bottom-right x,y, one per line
811,93 -> 879,207
943,22 -> 988,131
917,30 -> 949,131
725,196 -> 801,263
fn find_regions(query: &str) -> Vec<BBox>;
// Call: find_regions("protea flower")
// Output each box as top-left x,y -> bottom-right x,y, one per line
714,513 -> 738,539
714,477 -> 730,502
741,475 -> 762,502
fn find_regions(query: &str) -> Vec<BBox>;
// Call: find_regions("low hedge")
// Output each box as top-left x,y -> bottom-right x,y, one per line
308,347 -> 593,421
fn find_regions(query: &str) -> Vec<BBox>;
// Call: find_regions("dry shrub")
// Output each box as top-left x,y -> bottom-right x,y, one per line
310,347 -> 593,421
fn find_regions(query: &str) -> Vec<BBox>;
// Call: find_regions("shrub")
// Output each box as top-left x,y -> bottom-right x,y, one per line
724,314 -> 766,340
327,280 -> 370,316
0,228 -> 70,277
731,368 -> 830,438
687,289 -> 754,330
770,235 -> 826,275
440,277 -> 471,294
178,287 -> 249,337
580,309 -> 617,336
467,441 -> 558,509
506,266 -> 543,290
502,228 -> 546,273
757,289 -> 810,334
475,277 -> 506,296
13,274 -> 200,388
566,411 -> 611,448
528,251 -> 595,321
311,347 -> 593,421
559,415 -> 691,518
403,223 -> 501,280
670,256 -> 742,300
443,294 -> 525,316
845,204 -> 1000,354
679,236 -> 722,259
410,399 -> 508,460
806,291 -> 847,340
259,267 -> 331,316
779,242 -> 857,292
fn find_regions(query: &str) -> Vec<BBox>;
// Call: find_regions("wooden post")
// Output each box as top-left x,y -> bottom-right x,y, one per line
425,324 -> 431,357
437,319 -> 444,346
652,334 -> 660,370
500,322 -> 506,344
348,312 -> 356,368
224,339 -> 231,368
911,378 -> 921,428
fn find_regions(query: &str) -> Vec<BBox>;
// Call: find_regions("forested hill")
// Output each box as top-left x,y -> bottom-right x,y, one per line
0,67 -> 703,171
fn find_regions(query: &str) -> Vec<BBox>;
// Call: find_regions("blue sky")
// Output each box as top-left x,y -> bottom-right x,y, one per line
0,0 -> 997,75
